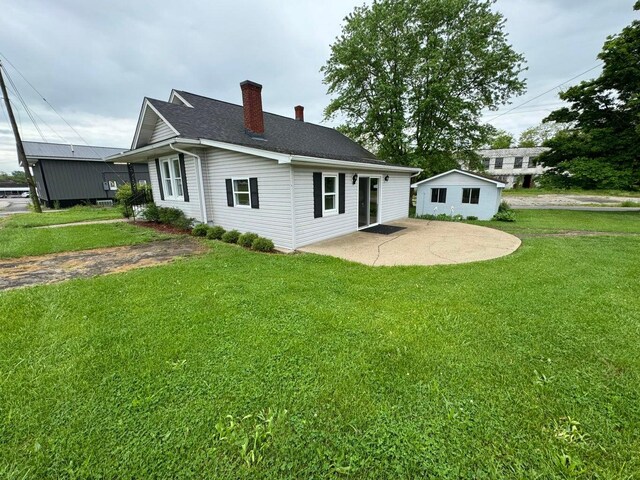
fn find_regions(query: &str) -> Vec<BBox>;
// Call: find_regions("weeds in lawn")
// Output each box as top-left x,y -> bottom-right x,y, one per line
214,408 -> 286,467
552,417 -> 589,444
554,452 -> 585,478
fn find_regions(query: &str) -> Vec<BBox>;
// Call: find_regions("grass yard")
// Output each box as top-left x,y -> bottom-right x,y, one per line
502,188 -> 640,198
471,209 -> 640,236
0,205 -> 122,228
0,207 -> 170,258
1,211 -> 639,478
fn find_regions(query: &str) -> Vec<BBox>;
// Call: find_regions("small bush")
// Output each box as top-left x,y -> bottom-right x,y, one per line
620,200 -> 639,207
466,215 -> 478,221
207,226 -> 226,240
158,207 -> 194,230
141,203 -> 161,222
493,210 -> 516,222
221,229 -> 241,244
192,224 -> 210,237
238,232 -> 259,248
251,236 -> 275,252
498,200 -> 513,213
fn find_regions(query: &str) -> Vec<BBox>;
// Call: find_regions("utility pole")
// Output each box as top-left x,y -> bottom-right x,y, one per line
0,60 -> 42,212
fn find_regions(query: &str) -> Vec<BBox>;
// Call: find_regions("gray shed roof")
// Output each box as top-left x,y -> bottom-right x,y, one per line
23,141 -> 126,162
147,91 -> 386,165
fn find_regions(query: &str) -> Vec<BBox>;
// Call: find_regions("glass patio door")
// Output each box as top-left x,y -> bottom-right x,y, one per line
358,176 -> 380,228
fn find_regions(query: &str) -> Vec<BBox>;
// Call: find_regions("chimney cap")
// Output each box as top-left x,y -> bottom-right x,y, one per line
240,80 -> 262,89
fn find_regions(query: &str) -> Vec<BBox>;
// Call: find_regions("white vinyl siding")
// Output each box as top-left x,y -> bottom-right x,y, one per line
292,167 -> 412,248
148,155 -> 203,221
149,118 -> 175,144
378,173 -> 411,223
414,171 -> 501,220
202,148 -> 293,249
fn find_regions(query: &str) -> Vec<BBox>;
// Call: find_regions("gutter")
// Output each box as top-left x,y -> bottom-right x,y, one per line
169,143 -> 208,224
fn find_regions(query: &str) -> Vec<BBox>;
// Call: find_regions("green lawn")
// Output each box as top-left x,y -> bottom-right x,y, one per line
1,205 -> 122,228
502,188 -> 640,198
0,223 -> 170,258
471,209 -> 640,236
0,206 -> 169,258
1,212 -> 639,478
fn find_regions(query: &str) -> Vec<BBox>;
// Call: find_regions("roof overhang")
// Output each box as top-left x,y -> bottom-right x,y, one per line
107,137 -> 422,174
411,169 -> 506,188
130,98 -> 180,150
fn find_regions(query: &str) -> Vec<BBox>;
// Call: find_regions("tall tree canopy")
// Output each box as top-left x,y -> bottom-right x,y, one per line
518,122 -> 571,148
322,0 -> 526,175
540,2 -> 640,190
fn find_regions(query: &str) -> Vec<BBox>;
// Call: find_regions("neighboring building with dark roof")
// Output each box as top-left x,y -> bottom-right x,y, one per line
24,141 -> 150,208
411,169 -> 506,220
111,80 -> 421,250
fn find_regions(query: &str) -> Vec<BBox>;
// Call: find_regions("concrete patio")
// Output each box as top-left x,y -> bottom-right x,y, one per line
298,218 -> 521,266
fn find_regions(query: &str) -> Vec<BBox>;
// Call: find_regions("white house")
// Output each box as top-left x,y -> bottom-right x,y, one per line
474,147 -> 550,189
108,80 -> 421,249
412,169 -> 505,220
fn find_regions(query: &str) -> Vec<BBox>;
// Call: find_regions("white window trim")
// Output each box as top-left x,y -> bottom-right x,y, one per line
159,156 -> 184,201
322,173 -> 338,216
232,177 -> 252,208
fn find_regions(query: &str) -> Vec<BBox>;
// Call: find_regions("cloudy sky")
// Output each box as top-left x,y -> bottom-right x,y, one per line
0,0 -> 637,173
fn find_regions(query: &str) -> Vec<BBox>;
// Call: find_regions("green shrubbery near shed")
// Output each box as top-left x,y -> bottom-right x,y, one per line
493,201 -> 516,222
140,203 -> 194,230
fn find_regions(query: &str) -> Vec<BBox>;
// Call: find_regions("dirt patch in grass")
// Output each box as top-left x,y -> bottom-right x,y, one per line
0,238 -> 207,291
134,221 -> 193,235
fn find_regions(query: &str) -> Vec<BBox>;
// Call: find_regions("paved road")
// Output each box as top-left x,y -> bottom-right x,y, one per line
512,205 -> 640,212
0,198 -> 32,216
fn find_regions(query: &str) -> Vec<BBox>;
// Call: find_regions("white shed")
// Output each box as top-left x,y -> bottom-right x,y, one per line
412,169 -> 505,220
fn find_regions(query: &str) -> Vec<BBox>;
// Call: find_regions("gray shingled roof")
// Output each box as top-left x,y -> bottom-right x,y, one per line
147,91 -> 386,165
23,141 -> 126,162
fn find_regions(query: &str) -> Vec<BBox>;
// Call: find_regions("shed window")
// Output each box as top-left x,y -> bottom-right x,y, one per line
462,188 -> 480,204
514,157 -> 523,168
323,175 -> 338,215
494,158 -> 503,169
482,157 -> 490,169
233,179 -> 251,207
431,188 -> 447,203
108,180 -> 118,191
528,156 -> 538,168
160,157 -> 183,200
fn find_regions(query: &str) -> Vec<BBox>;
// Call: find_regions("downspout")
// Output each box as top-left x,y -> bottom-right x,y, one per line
169,143 -> 208,224
289,160 -> 296,250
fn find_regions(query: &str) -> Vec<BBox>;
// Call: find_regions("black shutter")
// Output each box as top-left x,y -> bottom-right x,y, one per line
178,153 -> 189,202
249,177 -> 259,209
338,173 -> 345,214
313,172 -> 322,218
154,158 -> 164,200
225,179 -> 234,207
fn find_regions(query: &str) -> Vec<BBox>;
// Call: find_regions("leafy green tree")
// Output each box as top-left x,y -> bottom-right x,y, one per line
485,128 -> 515,149
540,1 -> 640,190
322,0 -> 526,176
518,122 -> 571,148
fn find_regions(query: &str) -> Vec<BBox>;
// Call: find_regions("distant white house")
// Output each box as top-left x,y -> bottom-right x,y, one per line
474,147 -> 550,189
412,169 -> 506,220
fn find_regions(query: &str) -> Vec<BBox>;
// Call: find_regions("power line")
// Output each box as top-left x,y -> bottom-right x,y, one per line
0,53 -> 129,182
485,63 -> 603,122
1,65 -> 47,142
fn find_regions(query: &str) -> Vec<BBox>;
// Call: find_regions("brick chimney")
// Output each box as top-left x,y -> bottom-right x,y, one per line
240,80 -> 264,135
294,105 -> 304,122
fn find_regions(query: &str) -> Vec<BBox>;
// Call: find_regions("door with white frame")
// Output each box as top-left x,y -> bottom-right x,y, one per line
358,176 -> 380,228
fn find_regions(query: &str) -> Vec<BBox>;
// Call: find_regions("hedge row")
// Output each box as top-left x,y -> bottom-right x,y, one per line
192,224 -> 275,252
